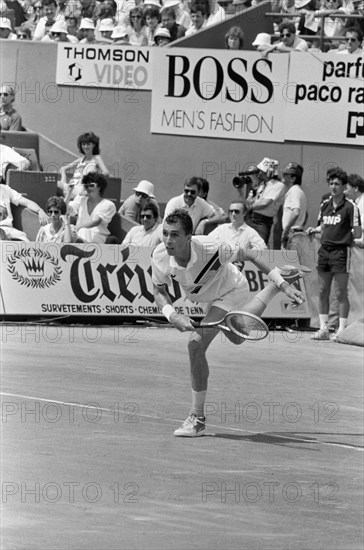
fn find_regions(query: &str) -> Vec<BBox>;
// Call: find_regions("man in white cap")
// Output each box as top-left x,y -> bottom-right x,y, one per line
41,19 -> 78,41
0,17 -> 17,39
79,17 -> 96,42
245,157 -> 285,246
119,180 -> 160,224
154,26 -> 172,45
98,17 -> 115,42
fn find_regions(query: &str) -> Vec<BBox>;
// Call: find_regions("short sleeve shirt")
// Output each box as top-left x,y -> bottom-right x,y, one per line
151,236 -> 248,304
318,196 -> 360,247
164,195 -> 215,232
282,185 -> 307,230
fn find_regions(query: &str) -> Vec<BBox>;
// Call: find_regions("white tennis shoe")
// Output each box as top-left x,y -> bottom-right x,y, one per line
174,414 -> 206,437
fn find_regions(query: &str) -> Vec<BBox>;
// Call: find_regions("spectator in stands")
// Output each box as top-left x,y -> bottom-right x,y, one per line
163,176 -> 216,234
66,172 -> 116,244
225,25 -> 244,49
295,0 -> 320,36
0,17 -> 17,38
98,17 -> 115,41
79,0 -> 100,23
0,85 -> 23,131
23,0 -> 43,35
60,131 -> 110,197
195,177 -> 227,234
111,23 -> 129,42
144,5 -> 161,44
154,26 -> 172,44
64,15 -> 79,38
346,0 -> 364,35
306,167 -> 361,341
280,162 -> 308,249
345,173 -> 364,246
42,18 -> 79,40
314,0 -> 347,46
185,2 -> 207,35
114,0 -> 135,27
122,201 -> 162,247
36,195 -> 76,243
0,182 -> 48,241
208,200 -> 267,253
205,0 -> 225,26
245,157 -> 286,246
336,25 -> 363,52
263,19 -> 309,54
160,5 -> 186,41
95,0 -> 118,39
128,6 -> 148,45
33,0 -> 64,40
78,17 -> 97,41
252,32 -> 272,52
16,25 -> 32,39
119,180 -> 159,224
164,0 -> 192,29
4,0 -> 27,27
0,144 -> 30,183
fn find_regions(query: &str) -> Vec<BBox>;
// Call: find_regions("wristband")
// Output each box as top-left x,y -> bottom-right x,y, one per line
162,304 -> 176,322
268,267 -> 286,288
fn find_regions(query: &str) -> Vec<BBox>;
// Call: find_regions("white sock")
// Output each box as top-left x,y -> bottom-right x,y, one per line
319,314 -> 329,330
338,318 -> 348,333
191,390 -> 207,418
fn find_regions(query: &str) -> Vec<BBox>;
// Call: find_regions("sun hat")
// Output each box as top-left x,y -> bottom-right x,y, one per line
50,20 -> 68,33
252,32 -> 271,46
111,24 -> 128,38
133,180 -> 155,198
79,18 -> 95,30
154,27 -> 171,41
99,18 -> 115,32
0,17 -> 12,30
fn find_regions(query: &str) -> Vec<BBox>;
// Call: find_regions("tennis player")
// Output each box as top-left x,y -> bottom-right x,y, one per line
151,209 -> 308,437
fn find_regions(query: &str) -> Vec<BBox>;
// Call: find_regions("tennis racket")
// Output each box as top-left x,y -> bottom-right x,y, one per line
192,311 -> 269,341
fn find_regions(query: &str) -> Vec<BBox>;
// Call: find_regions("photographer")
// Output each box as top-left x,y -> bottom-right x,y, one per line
232,164 -> 261,202
243,158 -> 285,247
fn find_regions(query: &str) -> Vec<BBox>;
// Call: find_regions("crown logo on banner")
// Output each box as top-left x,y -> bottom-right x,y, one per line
7,247 -> 62,288
23,250 -> 45,278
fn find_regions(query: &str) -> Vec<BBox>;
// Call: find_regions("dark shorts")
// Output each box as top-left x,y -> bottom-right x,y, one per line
317,246 -> 350,273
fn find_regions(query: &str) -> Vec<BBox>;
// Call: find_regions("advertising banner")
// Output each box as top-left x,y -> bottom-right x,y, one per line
56,44 -> 153,90
150,48 -> 289,142
285,52 -> 364,146
0,243 -> 310,319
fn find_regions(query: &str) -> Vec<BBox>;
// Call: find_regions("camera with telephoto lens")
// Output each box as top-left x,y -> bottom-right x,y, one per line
232,165 -> 260,189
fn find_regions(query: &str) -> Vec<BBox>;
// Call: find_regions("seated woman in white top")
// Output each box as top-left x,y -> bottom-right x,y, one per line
36,196 -> 77,243
60,131 -> 110,198
66,172 -> 116,244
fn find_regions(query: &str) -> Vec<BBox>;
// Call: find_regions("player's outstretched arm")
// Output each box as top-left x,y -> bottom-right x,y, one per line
153,283 -> 195,332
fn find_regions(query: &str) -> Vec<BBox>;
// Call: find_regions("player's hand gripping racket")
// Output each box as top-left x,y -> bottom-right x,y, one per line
192,311 -> 269,341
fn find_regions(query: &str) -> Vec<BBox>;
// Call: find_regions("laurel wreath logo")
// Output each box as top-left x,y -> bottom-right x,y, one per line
7,248 -> 62,288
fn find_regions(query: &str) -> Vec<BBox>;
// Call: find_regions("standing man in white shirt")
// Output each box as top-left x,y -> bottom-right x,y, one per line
281,162 -> 308,249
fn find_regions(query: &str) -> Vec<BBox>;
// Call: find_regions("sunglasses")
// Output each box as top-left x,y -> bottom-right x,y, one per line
229,209 -> 241,214
131,15 -> 142,18
83,182 -> 97,189
141,214 -> 153,219
135,191 -> 148,198
0,93 -> 9,97
346,37 -> 359,42
17,33 -> 28,38
184,188 -> 197,196
48,209 -> 60,214
280,33 -> 291,38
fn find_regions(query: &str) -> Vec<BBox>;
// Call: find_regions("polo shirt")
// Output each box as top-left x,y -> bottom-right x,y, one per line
122,222 -> 162,247
282,185 -> 307,230
208,222 -> 267,251
319,195 -> 360,247
164,194 -> 215,232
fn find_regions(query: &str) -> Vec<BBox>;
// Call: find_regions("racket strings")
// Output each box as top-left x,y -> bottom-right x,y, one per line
225,313 -> 268,341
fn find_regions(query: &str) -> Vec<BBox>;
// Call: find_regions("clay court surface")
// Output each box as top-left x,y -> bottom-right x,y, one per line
1,322 -> 363,550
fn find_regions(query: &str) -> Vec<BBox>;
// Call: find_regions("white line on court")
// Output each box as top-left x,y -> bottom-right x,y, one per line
1,391 -> 363,452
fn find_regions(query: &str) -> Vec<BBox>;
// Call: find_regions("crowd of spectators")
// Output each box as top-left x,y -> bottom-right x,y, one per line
0,0 -> 362,50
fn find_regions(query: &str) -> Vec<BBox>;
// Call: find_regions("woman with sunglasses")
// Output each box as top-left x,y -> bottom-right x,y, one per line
66,172 -> 116,244
128,6 -> 148,46
36,196 -> 76,243
60,131 -> 110,198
